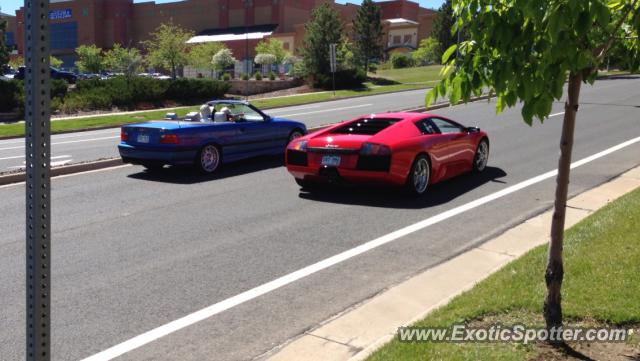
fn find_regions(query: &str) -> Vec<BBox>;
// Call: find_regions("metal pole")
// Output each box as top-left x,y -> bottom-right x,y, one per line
24,0 -> 52,360
244,0 -> 251,100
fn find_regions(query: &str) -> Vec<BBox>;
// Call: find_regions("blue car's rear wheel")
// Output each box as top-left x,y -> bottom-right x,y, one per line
198,144 -> 221,174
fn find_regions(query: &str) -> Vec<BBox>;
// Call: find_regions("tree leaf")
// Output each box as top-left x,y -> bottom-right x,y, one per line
441,44 -> 458,64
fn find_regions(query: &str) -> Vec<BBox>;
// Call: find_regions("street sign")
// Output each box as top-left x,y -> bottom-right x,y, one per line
329,43 -> 337,73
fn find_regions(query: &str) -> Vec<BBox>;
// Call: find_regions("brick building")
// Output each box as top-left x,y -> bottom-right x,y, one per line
10,0 -> 436,69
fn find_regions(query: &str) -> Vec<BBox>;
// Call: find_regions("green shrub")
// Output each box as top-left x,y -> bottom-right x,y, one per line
254,72 -> 263,81
222,72 -> 231,81
65,77 -> 231,112
390,53 -> 414,69
377,61 -> 392,70
313,68 -> 366,90
51,79 -> 68,99
241,73 -> 249,81
269,72 -> 276,80
0,80 -> 23,113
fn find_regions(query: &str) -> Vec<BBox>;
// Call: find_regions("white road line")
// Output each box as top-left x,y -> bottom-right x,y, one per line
80,135 -> 640,361
549,112 -> 565,117
0,136 -> 119,151
1,155 -> 72,161
280,104 -> 373,117
267,104 -> 324,113
0,129 -> 120,145
0,164 -> 133,189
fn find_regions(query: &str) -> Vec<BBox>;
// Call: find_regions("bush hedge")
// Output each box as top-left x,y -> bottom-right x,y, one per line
0,80 -> 24,113
63,77 -> 230,112
313,68 -> 366,90
390,53 -> 414,69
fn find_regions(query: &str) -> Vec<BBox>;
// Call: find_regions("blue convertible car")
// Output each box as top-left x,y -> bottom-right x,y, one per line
118,100 -> 307,173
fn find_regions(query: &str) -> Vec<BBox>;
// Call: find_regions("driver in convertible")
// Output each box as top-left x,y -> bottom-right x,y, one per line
220,107 -> 235,122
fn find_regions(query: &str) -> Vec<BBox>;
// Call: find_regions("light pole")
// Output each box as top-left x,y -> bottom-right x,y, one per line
244,0 -> 252,100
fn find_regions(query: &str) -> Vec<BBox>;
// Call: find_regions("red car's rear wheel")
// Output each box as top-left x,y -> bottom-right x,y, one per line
405,154 -> 430,196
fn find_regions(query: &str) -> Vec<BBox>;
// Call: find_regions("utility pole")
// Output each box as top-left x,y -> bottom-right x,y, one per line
244,0 -> 252,100
24,0 -> 52,360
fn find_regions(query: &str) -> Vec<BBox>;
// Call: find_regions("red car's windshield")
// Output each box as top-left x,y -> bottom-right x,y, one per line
331,118 -> 401,135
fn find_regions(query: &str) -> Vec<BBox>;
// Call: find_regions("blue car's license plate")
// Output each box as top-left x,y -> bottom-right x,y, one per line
137,134 -> 150,143
321,155 -> 341,167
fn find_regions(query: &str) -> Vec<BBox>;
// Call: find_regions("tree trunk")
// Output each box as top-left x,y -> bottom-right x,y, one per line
544,72 -> 582,331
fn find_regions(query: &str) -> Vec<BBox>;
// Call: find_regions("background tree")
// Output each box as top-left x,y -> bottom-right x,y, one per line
254,53 -> 277,74
0,19 -> 9,72
302,3 -> 344,82
75,44 -> 104,74
412,37 -> 441,65
211,48 -> 236,77
50,56 -> 64,69
352,0 -> 383,73
104,44 -> 143,79
143,21 -> 194,79
188,42 -> 226,77
255,39 -> 289,65
9,55 -> 24,70
427,0 -> 640,332
431,0 -> 454,60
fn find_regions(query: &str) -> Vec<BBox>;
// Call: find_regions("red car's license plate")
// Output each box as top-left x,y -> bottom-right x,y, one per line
321,155 -> 341,167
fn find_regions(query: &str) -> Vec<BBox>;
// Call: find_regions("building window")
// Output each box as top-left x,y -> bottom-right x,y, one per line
50,22 -> 78,50
393,35 -> 401,45
403,34 -> 412,44
283,42 -> 290,50
5,32 -> 15,47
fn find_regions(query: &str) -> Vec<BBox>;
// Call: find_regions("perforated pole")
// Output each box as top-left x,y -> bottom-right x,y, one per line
24,0 -> 51,360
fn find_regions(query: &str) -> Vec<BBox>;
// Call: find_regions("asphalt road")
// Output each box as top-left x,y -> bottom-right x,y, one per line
0,89 -> 429,173
1,76 -> 639,361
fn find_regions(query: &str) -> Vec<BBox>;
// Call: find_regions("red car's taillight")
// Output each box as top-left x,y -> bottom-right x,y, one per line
360,142 -> 390,156
120,130 -> 128,142
160,134 -> 180,144
289,139 -> 308,151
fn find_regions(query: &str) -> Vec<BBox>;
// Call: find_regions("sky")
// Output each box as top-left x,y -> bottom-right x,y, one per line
1,0 -> 445,17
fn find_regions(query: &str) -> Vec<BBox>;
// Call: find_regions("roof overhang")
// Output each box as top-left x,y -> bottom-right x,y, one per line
187,32 -> 273,43
385,18 -> 419,26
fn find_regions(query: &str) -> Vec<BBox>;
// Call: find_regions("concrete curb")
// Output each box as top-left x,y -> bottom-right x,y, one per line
0,158 -> 123,186
265,166 -> 640,361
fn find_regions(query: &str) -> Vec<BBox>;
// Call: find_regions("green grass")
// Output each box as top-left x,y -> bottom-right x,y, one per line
374,65 -> 444,84
0,81 -> 429,138
368,186 -> 640,361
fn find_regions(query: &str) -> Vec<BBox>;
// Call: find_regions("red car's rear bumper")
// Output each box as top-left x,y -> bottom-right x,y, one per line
286,150 -> 408,186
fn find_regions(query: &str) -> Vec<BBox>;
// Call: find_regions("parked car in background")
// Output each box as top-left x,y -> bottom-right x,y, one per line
286,112 -> 490,196
14,66 -> 77,84
119,100 -> 307,173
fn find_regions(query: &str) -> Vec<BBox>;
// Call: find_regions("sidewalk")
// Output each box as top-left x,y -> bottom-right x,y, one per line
264,166 -> 640,361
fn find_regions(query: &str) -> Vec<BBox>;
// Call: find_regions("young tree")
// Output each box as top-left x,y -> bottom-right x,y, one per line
352,0 -> 383,73
50,56 -> 64,69
302,3 -> 344,80
9,55 -> 24,70
255,38 -> 289,64
412,37 -> 440,65
431,0 -> 454,59
104,44 -> 143,79
75,44 -> 104,74
188,42 -> 226,77
143,21 -> 194,79
0,19 -> 9,72
255,53 -> 277,74
427,0 -> 640,331
212,48 -> 236,76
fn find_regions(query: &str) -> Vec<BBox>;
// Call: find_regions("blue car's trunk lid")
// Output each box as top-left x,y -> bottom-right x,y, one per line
122,121 -> 182,146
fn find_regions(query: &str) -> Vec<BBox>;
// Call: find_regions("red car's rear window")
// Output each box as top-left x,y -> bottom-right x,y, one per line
331,118 -> 401,135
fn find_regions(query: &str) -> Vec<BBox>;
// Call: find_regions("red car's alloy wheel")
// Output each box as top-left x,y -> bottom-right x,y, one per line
407,155 -> 430,196
474,139 -> 489,172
